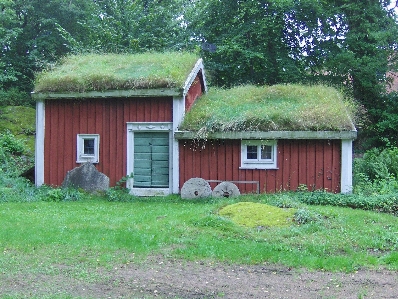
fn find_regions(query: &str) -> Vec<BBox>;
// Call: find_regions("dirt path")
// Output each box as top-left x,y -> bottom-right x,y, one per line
1,257 -> 397,298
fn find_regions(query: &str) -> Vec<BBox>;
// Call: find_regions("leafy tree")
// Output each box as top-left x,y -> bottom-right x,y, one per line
324,0 -> 398,148
187,0 -> 307,87
75,0 -> 190,53
189,0 -> 398,149
0,0 -> 94,104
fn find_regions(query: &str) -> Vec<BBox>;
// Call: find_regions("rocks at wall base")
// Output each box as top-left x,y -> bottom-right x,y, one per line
62,163 -> 109,193
212,181 -> 240,198
180,177 -> 212,199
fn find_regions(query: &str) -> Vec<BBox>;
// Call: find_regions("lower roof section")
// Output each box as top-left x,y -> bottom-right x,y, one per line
174,130 -> 357,140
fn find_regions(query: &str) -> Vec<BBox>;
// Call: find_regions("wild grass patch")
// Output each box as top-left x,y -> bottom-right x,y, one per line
0,194 -> 397,273
34,52 -> 199,93
179,84 -> 357,134
0,106 -> 35,152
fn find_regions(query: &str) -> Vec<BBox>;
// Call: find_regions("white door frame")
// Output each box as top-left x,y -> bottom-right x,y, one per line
126,122 -> 173,196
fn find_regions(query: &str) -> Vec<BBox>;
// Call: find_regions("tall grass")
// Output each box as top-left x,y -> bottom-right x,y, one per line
180,84 -> 357,134
34,52 -> 199,93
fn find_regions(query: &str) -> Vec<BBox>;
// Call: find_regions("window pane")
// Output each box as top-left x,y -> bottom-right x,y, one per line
84,139 -> 95,155
247,145 -> 257,159
260,145 -> 272,160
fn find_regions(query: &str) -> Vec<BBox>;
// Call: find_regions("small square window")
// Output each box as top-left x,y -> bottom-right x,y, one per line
77,134 -> 99,163
246,145 -> 258,159
241,140 -> 277,169
83,138 -> 95,155
260,145 -> 272,160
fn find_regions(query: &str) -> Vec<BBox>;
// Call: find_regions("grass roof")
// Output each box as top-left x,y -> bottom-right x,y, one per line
34,52 -> 199,93
179,84 -> 356,133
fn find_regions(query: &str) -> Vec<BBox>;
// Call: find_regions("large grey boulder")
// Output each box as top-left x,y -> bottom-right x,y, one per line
62,163 -> 109,193
181,177 -> 212,199
212,181 -> 240,198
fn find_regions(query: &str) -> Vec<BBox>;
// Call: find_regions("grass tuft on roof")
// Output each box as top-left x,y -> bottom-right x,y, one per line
179,84 -> 357,133
34,52 -> 199,93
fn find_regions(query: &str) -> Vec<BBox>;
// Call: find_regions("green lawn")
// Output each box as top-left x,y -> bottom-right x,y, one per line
1,195 -> 397,274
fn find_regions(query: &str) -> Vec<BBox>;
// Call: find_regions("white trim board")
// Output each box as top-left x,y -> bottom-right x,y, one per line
35,99 -> 45,186
341,139 -> 353,194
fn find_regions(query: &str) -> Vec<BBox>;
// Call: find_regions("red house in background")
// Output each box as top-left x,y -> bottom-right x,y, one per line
33,52 -> 356,195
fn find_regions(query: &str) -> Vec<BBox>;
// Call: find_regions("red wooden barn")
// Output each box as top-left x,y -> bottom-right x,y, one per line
33,52 -> 356,195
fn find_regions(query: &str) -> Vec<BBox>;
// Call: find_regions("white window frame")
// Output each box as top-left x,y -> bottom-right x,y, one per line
76,134 -> 100,163
240,140 -> 277,169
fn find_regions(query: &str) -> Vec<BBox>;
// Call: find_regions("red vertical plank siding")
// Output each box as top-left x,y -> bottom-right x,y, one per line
199,144 -> 210,184
298,141 -> 307,187
62,100 -> 74,182
216,141 -> 225,181
179,139 -> 342,194
323,140 -> 333,191
232,142 -> 240,189
101,100 -> 110,180
280,141 -> 290,191
225,141 -> 234,181
275,143 -> 285,192
289,141 -> 299,191
306,141 -> 316,191
44,101 -> 52,184
266,170 -> 277,193
315,141 -> 325,190
44,97 -> 173,186
108,101 -> 117,184
185,73 -> 204,112
332,141 -> 341,193
208,142 -> 218,190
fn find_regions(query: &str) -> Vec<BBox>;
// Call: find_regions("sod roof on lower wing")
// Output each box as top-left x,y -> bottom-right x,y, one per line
34,52 -> 199,93
179,84 -> 356,133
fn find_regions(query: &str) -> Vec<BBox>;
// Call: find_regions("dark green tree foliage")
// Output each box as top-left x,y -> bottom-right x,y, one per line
189,0 -> 398,148
0,0 -> 92,104
328,0 -> 398,148
1,0 -> 398,149
191,0 -> 397,91
76,0 -> 188,53
188,0 -> 307,87
306,0 -> 397,103
0,0 -> 190,101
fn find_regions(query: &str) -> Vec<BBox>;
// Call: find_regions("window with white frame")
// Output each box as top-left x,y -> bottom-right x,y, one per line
240,140 -> 277,169
77,134 -> 100,163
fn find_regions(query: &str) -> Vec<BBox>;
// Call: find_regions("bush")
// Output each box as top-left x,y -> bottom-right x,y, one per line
40,187 -> 84,202
0,131 -> 25,154
354,147 -> 398,195
0,175 -> 38,202
354,147 -> 398,181
296,190 -> 398,216
0,132 -> 33,177
293,208 -> 321,224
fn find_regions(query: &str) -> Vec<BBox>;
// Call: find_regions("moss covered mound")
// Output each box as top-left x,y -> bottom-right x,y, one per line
0,106 -> 35,152
219,202 -> 296,228
180,84 -> 356,132
34,52 -> 199,93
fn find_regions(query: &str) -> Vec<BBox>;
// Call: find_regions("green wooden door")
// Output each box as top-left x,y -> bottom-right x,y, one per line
133,132 -> 169,188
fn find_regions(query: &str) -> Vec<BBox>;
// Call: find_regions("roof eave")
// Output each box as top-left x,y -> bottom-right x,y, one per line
31,88 -> 184,100
174,130 -> 358,140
